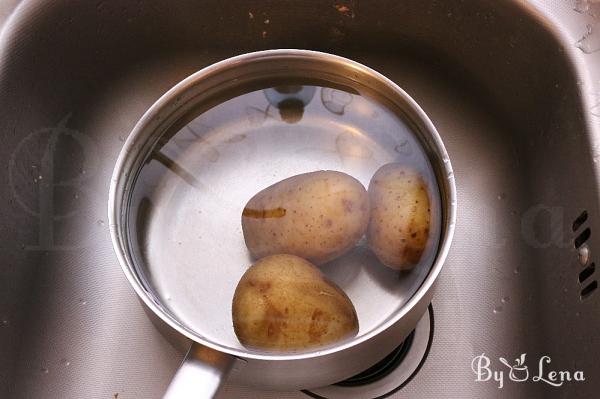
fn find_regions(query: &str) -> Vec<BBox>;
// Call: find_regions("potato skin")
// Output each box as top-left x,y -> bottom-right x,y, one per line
367,164 -> 431,270
232,254 -> 359,351
241,171 -> 370,264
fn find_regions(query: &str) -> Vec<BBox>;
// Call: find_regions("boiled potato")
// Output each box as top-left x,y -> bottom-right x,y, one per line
232,254 -> 359,351
367,164 -> 431,270
241,171 -> 369,264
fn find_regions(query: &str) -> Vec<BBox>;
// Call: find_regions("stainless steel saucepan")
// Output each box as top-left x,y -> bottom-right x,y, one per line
108,49 -> 456,398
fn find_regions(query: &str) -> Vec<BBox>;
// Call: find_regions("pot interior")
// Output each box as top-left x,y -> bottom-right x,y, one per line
117,53 -> 450,356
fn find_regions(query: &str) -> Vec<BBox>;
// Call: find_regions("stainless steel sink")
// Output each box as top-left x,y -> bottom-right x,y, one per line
1,1 -> 599,398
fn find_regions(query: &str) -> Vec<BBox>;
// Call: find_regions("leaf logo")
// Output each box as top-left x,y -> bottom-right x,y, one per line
499,353 -> 529,382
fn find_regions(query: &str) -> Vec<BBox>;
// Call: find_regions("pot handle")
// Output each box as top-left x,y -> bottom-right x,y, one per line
163,343 -> 235,399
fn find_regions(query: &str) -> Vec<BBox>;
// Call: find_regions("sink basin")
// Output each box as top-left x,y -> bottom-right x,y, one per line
1,1 -> 598,398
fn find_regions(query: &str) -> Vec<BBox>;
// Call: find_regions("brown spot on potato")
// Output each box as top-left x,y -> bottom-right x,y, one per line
258,282 -> 271,293
308,309 -> 331,343
247,280 -> 271,292
402,246 -> 424,265
341,198 -> 354,213
243,207 -> 287,218
265,304 -> 285,338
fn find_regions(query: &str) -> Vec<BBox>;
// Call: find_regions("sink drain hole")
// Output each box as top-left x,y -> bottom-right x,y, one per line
333,332 -> 415,387
302,305 -> 434,399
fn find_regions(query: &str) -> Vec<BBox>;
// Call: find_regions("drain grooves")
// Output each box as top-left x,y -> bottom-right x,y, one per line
571,210 -> 598,300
